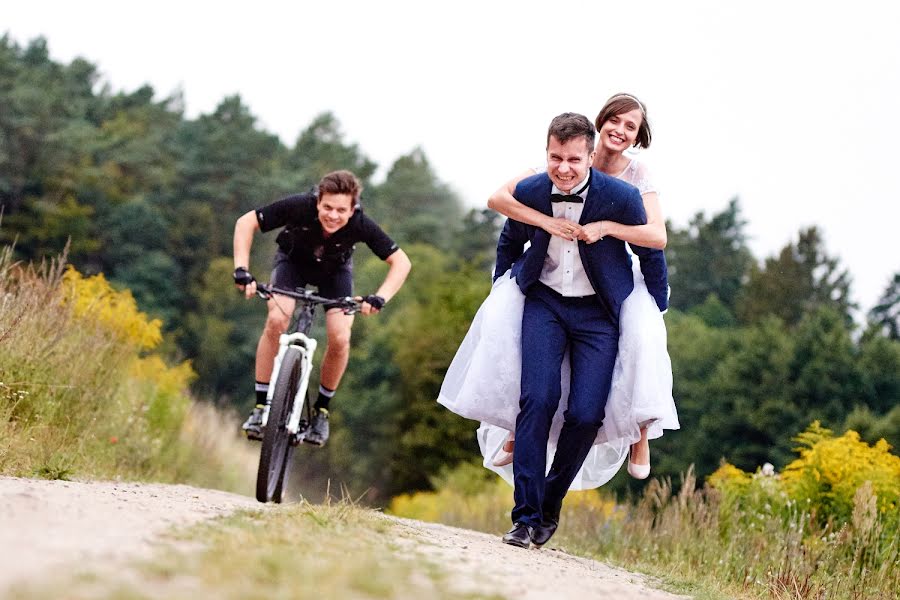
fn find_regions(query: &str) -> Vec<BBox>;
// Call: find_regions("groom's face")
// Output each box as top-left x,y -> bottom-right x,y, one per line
547,135 -> 594,193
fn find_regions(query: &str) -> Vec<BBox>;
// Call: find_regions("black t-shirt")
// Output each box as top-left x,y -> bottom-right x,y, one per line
255,192 -> 399,271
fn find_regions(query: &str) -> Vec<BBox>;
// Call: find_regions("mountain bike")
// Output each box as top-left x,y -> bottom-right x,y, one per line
253,283 -> 360,503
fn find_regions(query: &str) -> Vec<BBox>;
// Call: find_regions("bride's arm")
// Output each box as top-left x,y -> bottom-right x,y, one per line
487,170 -> 581,240
578,191 -> 667,249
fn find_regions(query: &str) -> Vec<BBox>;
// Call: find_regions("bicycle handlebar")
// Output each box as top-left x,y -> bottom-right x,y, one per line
255,283 -> 361,315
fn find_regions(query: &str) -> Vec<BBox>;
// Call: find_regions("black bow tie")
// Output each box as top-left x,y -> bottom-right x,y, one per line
550,194 -> 583,203
550,175 -> 590,203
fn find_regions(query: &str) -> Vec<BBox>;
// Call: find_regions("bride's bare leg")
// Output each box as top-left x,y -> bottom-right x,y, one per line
627,427 -> 650,479
631,427 -> 649,464
493,431 -> 515,466
502,431 -> 515,452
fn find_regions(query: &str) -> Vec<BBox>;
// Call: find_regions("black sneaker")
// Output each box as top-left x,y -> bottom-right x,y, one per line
302,408 -> 330,446
241,404 -> 266,441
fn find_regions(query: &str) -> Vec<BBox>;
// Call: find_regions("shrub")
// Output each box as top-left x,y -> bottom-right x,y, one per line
61,266 -> 162,350
781,421 -> 900,522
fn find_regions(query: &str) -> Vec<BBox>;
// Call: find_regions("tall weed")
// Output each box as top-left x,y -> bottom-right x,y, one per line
390,425 -> 900,599
0,248 -> 256,492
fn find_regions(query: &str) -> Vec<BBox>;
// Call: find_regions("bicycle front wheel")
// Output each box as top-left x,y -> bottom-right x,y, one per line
256,346 -> 303,503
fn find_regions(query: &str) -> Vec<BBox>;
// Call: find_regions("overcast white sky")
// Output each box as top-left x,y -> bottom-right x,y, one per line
5,1 -> 899,315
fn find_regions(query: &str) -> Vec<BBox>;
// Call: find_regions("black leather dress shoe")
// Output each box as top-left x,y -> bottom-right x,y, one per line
531,515 -> 559,548
501,522 -> 533,548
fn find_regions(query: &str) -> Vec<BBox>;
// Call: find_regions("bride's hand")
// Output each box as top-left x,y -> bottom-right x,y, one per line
541,216 -> 582,240
578,221 -> 608,244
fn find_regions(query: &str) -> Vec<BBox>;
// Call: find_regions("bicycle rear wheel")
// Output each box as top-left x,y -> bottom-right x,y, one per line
256,347 -> 303,503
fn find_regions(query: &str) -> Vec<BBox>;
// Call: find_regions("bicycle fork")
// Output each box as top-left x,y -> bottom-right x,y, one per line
261,332 -> 318,435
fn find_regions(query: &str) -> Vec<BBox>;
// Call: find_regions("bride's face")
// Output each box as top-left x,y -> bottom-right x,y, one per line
597,108 -> 643,154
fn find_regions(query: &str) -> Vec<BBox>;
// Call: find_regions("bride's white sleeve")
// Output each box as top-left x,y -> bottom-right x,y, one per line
627,161 -> 657,197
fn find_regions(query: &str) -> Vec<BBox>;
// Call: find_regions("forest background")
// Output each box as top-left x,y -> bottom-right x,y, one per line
2,36 -> 898,502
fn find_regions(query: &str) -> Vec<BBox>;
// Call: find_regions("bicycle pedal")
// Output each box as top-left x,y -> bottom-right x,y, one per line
244,430 -> 264,442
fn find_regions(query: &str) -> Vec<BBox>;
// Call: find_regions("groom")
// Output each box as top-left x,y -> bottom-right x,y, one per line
495,113 -> 668,548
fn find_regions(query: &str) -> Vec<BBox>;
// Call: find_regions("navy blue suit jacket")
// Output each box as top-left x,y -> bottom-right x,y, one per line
494,169 -> 669,324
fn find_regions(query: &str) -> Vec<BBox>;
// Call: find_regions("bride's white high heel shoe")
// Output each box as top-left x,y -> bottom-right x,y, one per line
492,435 -> 515,467
627,457 -> 650,479
627,439 -> 651,479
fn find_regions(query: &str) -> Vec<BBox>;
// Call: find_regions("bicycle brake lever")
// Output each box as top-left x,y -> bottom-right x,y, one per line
340,297 -> 361,315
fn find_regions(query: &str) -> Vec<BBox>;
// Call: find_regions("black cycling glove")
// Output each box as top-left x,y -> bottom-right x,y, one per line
362,294 -> 386,311
233,267 -> 255,286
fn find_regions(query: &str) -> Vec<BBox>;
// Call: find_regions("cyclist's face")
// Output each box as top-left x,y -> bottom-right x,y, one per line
317,193 -> 355,235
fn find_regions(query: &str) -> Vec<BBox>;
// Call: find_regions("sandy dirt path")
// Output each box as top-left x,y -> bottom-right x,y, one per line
0,476 -> 687,599
389,516 -> 688,599
0,476 -> 260,591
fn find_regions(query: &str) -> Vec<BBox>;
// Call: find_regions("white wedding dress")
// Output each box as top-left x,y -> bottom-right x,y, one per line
438,160 -> 679,490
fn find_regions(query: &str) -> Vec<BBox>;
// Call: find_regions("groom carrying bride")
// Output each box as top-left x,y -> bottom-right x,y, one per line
495,113 -> 669,548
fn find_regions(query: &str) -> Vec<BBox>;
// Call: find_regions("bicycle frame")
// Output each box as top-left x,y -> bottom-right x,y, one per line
253,282 -> 357,437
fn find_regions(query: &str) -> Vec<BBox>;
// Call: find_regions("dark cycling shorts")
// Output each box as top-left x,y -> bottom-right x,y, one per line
270,251 -> 353,309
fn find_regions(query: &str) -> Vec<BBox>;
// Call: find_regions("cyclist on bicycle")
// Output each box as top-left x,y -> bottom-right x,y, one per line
233,170 -> 411,445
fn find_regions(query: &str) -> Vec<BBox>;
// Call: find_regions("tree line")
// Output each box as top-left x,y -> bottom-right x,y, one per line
2,35 -> 897,500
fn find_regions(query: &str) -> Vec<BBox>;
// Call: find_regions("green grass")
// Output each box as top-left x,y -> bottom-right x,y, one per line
9,501 -> 503,600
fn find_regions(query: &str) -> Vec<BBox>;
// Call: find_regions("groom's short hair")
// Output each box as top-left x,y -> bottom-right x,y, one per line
546,113 -> 595,152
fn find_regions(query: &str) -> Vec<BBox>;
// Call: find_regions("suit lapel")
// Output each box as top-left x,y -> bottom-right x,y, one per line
579,168 -> 610,225
535,175 -> 554,217
529,175 -> 553,249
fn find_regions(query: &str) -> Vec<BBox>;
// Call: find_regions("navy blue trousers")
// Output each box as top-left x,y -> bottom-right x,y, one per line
511,283 -> 619,527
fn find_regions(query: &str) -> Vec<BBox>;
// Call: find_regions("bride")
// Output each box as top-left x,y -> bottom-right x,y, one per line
438,93 -> 679,489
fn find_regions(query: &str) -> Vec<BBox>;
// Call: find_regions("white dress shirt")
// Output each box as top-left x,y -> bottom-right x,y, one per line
539,172 -> 596,296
